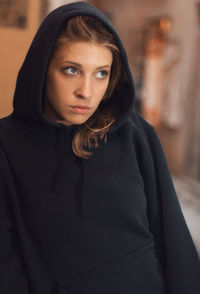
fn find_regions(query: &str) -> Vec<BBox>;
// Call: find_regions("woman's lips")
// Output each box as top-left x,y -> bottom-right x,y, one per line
70,106 -> 91,114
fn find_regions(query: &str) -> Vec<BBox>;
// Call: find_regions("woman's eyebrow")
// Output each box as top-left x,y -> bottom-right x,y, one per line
63,61 -> 111,69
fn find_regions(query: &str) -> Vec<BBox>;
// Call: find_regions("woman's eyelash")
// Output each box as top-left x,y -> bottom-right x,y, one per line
101,70 -> 108,75
63,66 -> 78,75
62,67 -> 109,78
96,70 -> 109,78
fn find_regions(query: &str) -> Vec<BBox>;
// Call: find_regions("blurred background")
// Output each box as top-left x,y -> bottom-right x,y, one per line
0,0 -> 199,252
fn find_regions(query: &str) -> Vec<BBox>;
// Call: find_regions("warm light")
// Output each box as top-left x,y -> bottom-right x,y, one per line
159,17 -> 172,34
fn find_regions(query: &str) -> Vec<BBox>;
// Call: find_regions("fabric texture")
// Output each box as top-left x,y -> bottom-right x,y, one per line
0,2 -> 199,294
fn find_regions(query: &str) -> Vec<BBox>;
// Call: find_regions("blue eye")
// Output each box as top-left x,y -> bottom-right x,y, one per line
64,66 -> 78,75
96,70 -> 109,79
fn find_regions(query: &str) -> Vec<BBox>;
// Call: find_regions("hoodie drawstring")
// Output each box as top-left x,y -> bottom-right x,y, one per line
51,124 -> 86,218
52,124 -> 71,194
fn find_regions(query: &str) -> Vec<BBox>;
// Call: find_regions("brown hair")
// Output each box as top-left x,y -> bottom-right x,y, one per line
51,16 -> 124,159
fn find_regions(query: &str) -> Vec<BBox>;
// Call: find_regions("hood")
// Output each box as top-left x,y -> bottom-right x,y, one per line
12,1 -> 135,133
11,2 -> 136,197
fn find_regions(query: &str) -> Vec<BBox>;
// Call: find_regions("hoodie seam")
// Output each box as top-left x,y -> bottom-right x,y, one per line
60,239 -> 155,282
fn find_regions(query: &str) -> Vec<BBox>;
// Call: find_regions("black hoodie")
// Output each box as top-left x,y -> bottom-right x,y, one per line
0,2 -> 199,294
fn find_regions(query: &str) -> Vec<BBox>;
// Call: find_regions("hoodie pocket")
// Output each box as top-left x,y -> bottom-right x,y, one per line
58,241 -> 167,294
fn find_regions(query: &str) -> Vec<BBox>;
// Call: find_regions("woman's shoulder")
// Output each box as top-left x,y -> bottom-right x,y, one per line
126,109 -> 154,149
128,109 -> 162,148
126,109 -> 167,165
128,109 -> 155,135
0,114 -> 14,133
0,114 -> 16,146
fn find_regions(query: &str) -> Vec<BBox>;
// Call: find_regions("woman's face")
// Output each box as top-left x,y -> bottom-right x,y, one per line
44,41 -> 113,126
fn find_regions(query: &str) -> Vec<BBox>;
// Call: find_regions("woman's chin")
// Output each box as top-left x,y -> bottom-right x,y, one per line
56,115 -> 90,126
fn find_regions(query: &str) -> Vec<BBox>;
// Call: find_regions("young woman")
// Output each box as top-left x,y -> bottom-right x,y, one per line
0,2 -> 199,294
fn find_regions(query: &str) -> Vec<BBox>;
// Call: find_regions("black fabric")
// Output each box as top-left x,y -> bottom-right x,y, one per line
0,2 -> 199,294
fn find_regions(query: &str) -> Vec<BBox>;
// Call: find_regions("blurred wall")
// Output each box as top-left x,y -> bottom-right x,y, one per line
89,0 -> 200,179
48,0 -> 84,12
0,0 -> 41,118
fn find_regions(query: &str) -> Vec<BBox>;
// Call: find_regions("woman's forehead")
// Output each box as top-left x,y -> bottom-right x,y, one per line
52,41 -> 113,67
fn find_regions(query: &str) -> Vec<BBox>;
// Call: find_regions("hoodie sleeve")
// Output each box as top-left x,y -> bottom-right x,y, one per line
139,123 -> 200,294
0,167 -> 29,293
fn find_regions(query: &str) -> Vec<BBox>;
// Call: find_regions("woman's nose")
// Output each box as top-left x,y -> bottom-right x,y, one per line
75,76 -> 92,99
